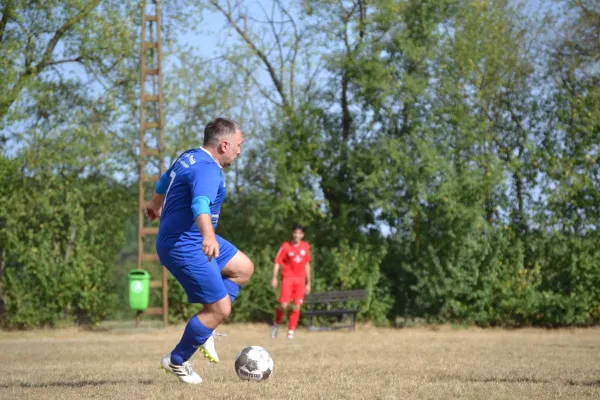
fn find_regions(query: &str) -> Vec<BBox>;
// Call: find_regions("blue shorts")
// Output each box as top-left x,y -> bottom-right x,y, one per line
158,235 -> 238,304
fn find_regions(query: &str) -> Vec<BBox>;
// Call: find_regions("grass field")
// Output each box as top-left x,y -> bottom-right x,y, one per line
0,323 -> 599,400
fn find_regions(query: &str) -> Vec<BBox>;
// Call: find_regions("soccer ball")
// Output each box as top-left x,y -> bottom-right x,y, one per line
234,346 -> 274,381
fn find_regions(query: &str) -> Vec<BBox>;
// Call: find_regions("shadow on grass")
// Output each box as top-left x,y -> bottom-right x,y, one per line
466,377 -> 550,384
0,379 -> 156,389
441,375 -> 600,387
539,343 -> 599,350
567,380 -> 600,387
19,380 -> 121,389
473,378 -> 600,387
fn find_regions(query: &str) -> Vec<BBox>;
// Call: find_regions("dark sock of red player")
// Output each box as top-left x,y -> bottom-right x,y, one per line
288,309 -> 300,331
275,307 -> 285,325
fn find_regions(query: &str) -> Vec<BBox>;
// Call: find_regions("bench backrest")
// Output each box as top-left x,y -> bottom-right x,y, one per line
304,289 -> 368,305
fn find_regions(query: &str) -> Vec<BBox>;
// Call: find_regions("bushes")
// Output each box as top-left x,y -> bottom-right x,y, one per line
533,233 -> 600,326
2,150 -> 598,329
313,241 -> 392,325
0,158 -> 131,328
382,225 -> 600,327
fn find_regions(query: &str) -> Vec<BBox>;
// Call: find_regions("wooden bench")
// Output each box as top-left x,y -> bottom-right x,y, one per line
303,289 -> 368,331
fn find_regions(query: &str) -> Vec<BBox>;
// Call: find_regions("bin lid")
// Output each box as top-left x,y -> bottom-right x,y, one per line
128,269 -> 151,279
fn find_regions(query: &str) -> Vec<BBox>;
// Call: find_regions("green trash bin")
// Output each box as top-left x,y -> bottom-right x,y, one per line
128,269 -> 151,311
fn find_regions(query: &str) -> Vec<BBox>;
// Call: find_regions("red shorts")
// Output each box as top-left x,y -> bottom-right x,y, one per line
279,277 -> 305,305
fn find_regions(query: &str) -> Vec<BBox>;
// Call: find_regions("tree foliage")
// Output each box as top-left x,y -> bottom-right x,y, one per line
1,0 -> 599,328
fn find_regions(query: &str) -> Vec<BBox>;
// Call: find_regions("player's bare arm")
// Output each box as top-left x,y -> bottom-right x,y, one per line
195,213 -> 219,261
145,193 -> 165,221
146,168 -> 172,221
271,263 -> 280,288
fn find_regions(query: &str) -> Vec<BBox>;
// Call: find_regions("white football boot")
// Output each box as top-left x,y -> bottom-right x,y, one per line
160,354 -> 202,384
271,325 -> 279,338
197,334 -> 219,363
287,330 -> 295,339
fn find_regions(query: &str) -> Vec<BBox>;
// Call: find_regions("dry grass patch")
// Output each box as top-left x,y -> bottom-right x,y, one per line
0,324 -> 599,399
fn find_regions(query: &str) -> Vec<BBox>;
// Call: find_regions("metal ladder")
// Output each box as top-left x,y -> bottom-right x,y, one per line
137,0 -> 168,327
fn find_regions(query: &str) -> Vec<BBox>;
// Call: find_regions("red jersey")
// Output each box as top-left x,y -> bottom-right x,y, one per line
275,241 -> 311,278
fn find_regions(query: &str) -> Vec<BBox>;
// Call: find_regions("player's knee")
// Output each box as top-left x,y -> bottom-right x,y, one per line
239,258 -> 254,286
292,304 -> 302,311
222,252 -> 254,286
279,302 -> 289,310
247,258 -> 255,278
205,296 -> 231,323
214,300 -> 231,323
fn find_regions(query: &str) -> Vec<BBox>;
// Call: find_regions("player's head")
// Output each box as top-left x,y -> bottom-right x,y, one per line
291,224 -> 304,243
203,117 -> 243,168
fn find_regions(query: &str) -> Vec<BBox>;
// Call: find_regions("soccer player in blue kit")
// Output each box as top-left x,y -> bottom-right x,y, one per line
145,118 -> 254,384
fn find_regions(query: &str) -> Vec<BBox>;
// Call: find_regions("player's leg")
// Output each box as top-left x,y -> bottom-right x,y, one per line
173,237 -> 253,365
165,259 -> 229,376
287,279 -> 305,339
275,301 -> 290,325
272,301 -> 289,338
217,235 -> 254,304
287,303 -> 302,339
190,294 -> 231,364
194,244 -> 254,364
272,279 -> 291,338
220,252 -> 254,303
161,295 -> 229,383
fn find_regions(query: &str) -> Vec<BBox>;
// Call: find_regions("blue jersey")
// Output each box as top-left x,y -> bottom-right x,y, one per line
156,148 -> 225,265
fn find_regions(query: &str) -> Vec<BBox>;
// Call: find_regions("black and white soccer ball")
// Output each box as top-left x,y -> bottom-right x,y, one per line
234,346 -> 274,381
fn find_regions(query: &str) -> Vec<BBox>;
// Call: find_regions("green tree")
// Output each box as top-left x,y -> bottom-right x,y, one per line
0,0 -> 139,121
529,0 -> 600,326
0,2 -> 138,325
0,158 -> 133,328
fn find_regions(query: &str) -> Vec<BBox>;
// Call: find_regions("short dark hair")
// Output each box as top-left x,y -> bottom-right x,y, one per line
203,117 -> 240,146
292,224 -> 305,232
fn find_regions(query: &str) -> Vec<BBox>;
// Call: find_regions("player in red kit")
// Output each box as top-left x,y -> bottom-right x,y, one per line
270,224 -> 311,339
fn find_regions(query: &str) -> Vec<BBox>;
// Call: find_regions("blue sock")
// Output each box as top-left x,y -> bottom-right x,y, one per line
170,316 -> 214,365
223,278 -> 241,303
